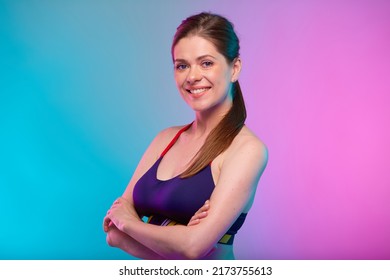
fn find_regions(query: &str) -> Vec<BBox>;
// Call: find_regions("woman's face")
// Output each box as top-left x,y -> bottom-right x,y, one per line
173,35 -> 241,114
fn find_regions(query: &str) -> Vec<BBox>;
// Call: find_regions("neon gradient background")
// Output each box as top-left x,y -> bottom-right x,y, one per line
1,0 -> 389,259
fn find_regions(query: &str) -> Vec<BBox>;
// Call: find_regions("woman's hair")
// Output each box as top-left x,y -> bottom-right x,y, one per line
172,12 -> 247,178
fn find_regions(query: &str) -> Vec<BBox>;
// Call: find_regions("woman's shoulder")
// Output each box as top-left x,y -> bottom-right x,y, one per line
150,123 -> 191,154
155,123 -> 189,141
133,123 -> 191,172
223,125 -> 268,167
234,126 -> 267,153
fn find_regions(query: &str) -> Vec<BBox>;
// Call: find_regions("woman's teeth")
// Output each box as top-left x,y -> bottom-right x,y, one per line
189,88 -> 209,94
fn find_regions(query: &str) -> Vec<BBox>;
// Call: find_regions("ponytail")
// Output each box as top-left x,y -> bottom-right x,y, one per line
181,81 -> 246,178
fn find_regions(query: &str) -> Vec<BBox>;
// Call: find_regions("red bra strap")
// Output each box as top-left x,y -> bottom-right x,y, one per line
160,122 -> 193,157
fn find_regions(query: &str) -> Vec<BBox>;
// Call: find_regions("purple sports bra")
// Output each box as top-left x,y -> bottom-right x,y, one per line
133,123 -> 247,245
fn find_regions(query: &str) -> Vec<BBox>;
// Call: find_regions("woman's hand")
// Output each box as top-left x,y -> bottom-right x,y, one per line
187,200 -> 210,226
105,223 -> 122,247
104,197 -> 140,232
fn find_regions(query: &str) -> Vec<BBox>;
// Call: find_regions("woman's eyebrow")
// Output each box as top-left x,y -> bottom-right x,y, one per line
174,58 -> 187,63
196,55 -> 217,61
174,55 -> 217,63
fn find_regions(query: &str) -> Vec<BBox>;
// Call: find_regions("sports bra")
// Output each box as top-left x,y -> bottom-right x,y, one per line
133,123 -> 247,245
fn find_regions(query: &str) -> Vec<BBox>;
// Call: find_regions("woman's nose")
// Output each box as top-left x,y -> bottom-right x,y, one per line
186,66 -> 202,84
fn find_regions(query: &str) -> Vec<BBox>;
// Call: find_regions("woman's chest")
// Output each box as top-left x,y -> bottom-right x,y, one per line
134,160 -> 216,224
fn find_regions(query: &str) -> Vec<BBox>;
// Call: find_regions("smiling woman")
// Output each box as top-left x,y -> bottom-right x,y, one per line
173,36 -> 239,114
103,12 -> 268,260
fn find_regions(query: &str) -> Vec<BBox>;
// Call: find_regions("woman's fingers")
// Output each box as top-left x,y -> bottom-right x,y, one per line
103,215 -> 111,232
194,211 -> 208,220
103,197 -> 123,232
188,211 -> 208,226
187,200 -> 210,226
201,200 -> 210,211
195,200 -> 209,215
187,219 -> 200,226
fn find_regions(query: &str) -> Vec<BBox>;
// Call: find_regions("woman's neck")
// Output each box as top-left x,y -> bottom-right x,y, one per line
191,102 -> 232,138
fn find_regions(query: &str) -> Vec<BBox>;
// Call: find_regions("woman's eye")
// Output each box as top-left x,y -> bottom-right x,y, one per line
175,64 -> 188,70
202,61 -> 213,68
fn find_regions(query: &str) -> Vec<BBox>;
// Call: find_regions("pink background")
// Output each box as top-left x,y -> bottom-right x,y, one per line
1,0 -> 389,259
234,0 -> 390,259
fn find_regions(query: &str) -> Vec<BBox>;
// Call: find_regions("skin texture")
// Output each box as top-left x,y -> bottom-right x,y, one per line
173,36 -> 237,115
103,35 -> 268,260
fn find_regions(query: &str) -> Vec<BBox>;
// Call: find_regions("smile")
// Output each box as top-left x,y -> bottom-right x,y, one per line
187,87 -> 211,94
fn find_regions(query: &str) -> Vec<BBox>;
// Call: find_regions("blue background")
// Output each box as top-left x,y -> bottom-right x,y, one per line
1,0 -> 390,259
1,0 -> 188,259
0,0 -> 235,259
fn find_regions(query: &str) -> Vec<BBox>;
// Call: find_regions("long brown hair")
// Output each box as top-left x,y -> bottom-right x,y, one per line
172,12 -> 247,178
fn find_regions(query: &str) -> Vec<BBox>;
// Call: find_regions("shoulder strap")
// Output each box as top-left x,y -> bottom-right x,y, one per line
160,122 -> 193,157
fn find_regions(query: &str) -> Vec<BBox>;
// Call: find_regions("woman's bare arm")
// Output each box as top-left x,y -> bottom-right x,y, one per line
104,199 -> 210,259
103,125 -> 201,258
107,133 -> 268,259
106,223 -> 165,259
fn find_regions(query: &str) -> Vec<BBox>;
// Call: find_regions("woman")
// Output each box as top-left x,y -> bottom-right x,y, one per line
103,12 -> 268,260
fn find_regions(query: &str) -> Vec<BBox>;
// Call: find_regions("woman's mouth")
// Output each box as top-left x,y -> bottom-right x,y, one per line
186,87 -> 211,95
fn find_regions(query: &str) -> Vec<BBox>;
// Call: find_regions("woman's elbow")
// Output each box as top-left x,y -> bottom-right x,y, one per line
106,232 -> 115,247
179,240 -> 214,260
106,229 -> 121,248
180,249 -> 201,260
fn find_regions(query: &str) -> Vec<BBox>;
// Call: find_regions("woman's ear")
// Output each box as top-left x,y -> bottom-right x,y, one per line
231,57 -> 242,83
